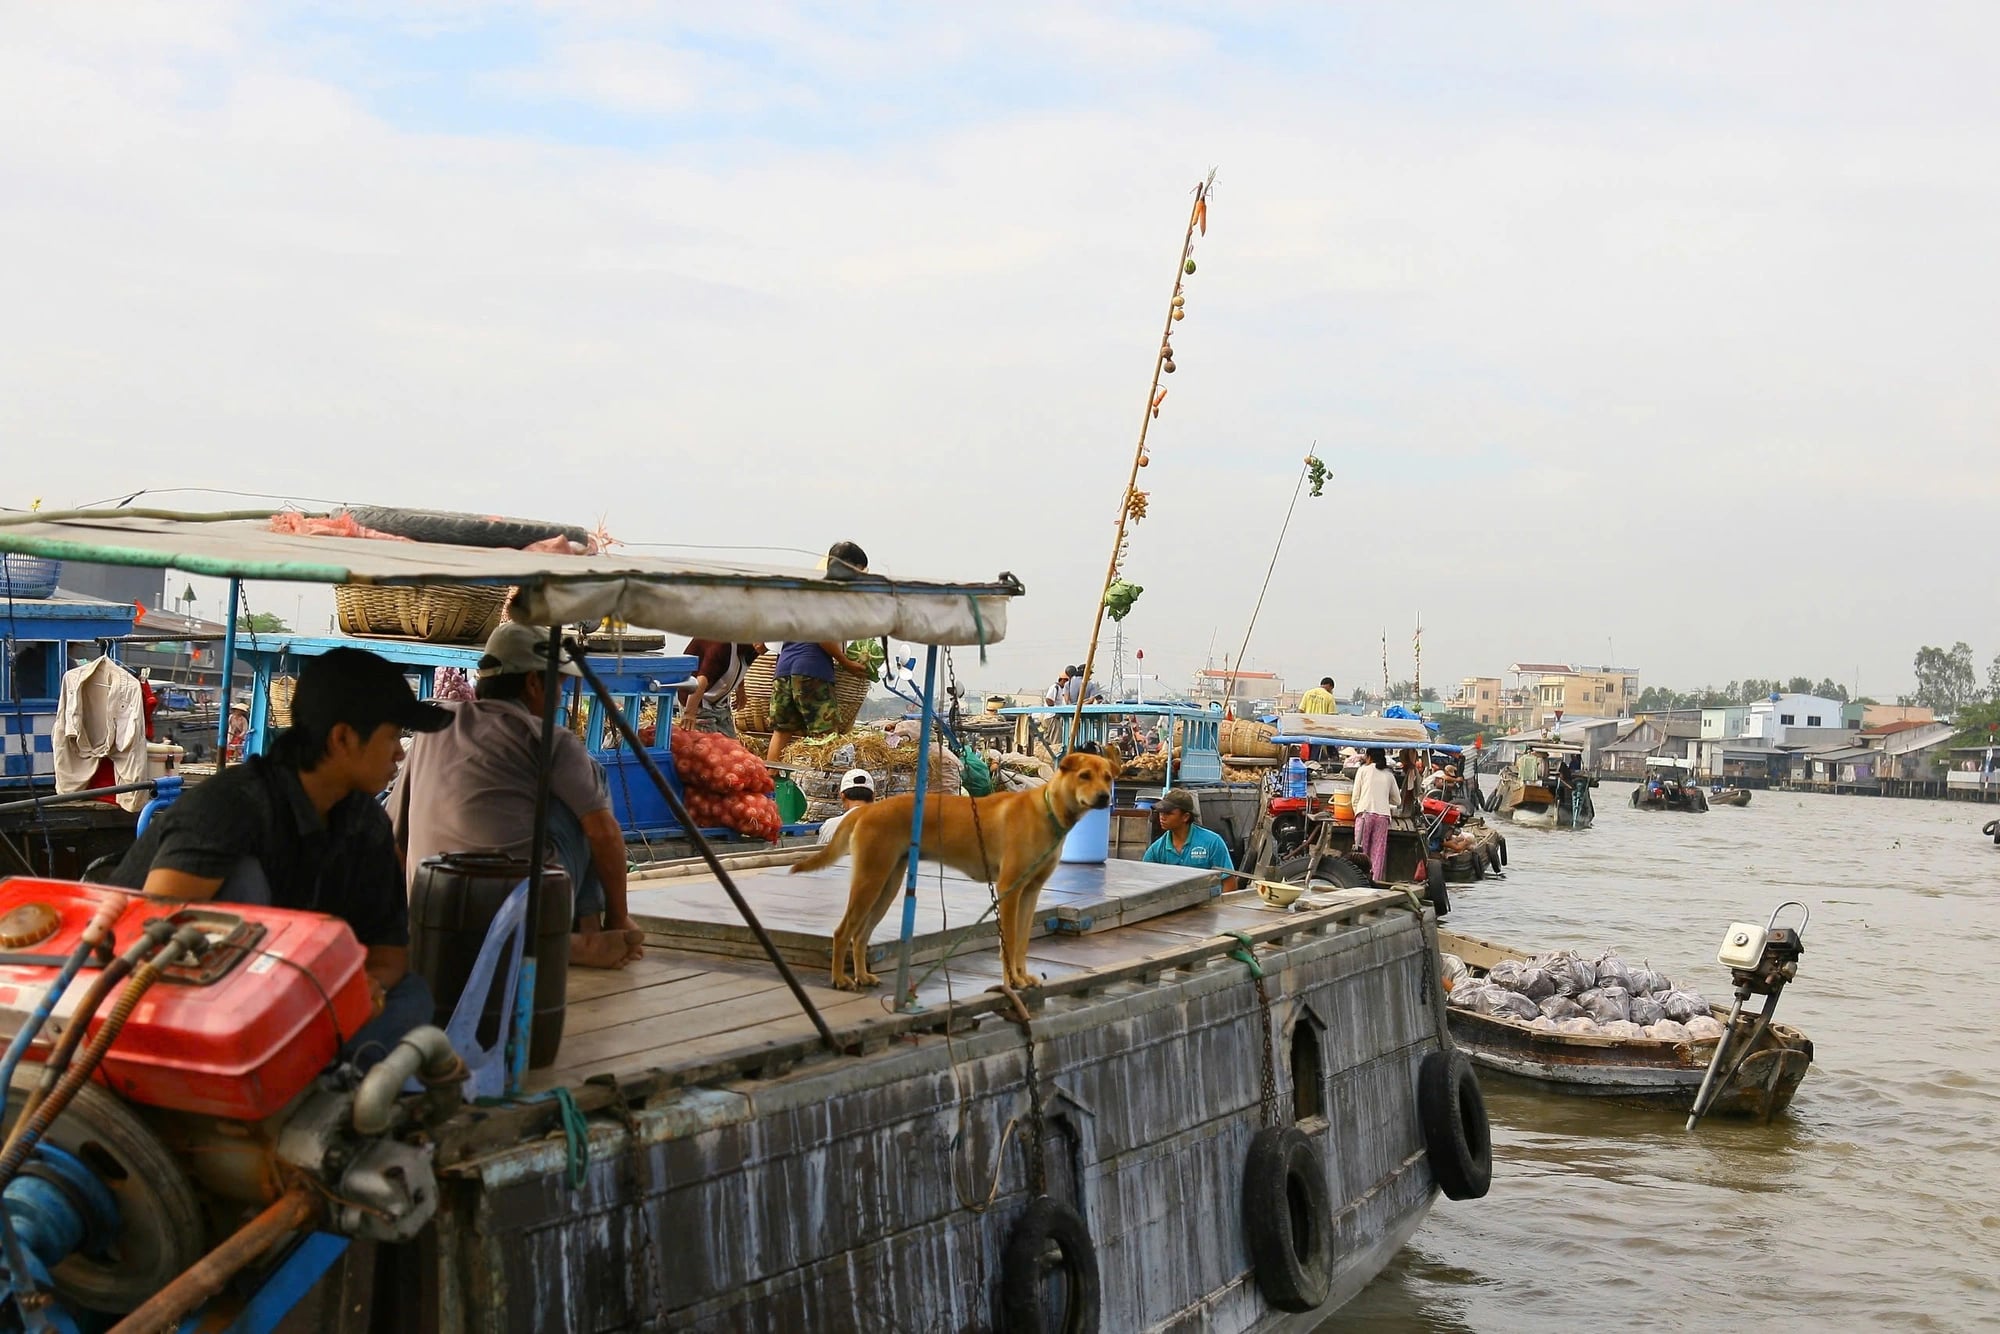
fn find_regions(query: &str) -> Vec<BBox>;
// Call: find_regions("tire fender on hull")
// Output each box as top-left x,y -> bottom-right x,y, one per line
1240,1125 -> 1334,1312
1000,1195 -> 1101,1333
1418,1049 -> 1493,1200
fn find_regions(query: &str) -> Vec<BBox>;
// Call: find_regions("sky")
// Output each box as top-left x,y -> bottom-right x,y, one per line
4,2 -> 1997,701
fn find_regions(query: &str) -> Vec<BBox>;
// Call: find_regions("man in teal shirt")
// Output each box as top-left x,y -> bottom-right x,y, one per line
1142,789 -> 1239,890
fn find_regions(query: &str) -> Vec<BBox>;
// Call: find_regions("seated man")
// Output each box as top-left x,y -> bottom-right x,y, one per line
1141,789 -> 1238,890
106,647 -> 450,1067
394,622 -> 645,969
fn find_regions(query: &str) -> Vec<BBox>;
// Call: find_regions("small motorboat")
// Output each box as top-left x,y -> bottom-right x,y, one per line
1487,743 -> 1594,828
1438,924 -> 1814,1120
1710,787 -> 1752,807
1631,757 -> 1708,811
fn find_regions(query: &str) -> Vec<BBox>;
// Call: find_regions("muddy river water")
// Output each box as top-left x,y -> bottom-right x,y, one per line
1336,784 -> 2000,1331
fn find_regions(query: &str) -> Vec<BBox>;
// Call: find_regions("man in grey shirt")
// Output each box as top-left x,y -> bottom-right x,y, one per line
392,621 -> 644,969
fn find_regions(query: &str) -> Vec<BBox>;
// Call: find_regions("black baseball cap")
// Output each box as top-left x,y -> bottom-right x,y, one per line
292,647 -> 452,738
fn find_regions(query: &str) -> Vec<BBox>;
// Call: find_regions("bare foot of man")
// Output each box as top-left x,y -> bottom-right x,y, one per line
571,928 -> 644,969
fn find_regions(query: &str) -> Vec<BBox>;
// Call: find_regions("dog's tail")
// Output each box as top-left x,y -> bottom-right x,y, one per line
789,814 -> 854,874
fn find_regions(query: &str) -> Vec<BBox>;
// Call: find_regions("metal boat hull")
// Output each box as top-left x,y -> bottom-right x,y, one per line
336,895 -> 1459,1331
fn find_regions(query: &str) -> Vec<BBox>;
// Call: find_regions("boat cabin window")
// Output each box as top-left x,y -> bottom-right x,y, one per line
5,641 -> 57,702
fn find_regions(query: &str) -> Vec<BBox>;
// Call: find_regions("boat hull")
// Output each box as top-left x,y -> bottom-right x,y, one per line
1449,1011 -> 1812,1118
396,903 -> 1455,1331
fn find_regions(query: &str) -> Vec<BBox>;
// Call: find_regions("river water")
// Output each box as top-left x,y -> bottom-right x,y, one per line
1337,784 -> 2000,1331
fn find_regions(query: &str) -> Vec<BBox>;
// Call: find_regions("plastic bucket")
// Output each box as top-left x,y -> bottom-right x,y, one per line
144,742 -> 184,779
1331,791 -> 1355,823
1060,805 -> 1110,864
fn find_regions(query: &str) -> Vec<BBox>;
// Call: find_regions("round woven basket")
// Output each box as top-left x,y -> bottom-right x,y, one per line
735,656 -> 871,736
333,584 -> 508,645
1221,720 -> 1283,760
0,555 -> 62,600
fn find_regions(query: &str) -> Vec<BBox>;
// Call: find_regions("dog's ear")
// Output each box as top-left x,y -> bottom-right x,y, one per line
1057,752 -> 1086,774
1104,744 -> 1123,774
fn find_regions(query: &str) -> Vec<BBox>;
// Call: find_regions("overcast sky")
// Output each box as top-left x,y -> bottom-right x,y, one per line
5,3 -> 1996,700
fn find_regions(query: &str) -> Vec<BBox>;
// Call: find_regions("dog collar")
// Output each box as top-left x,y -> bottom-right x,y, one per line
1041,787 -> 1067,836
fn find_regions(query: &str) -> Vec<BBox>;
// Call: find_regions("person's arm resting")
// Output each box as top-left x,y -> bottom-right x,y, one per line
141,868 -> 224,901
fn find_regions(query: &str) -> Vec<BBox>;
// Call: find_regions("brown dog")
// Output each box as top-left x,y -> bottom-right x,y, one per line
789,749 -> 1121,991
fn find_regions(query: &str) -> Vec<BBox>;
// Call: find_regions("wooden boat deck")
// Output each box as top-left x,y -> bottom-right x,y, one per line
529,860 -> 1280,1093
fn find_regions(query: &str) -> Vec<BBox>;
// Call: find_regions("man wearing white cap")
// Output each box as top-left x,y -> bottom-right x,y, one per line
392,621 -> 644,969
814,768 -> 876,845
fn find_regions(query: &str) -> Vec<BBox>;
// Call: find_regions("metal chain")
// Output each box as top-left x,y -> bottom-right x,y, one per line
1021,1025 -> 1049,1196
1252,970 -> 1278,1128
605,1084 -> 666,1318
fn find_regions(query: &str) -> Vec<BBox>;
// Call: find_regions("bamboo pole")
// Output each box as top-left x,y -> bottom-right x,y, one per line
1071,172 -> 1214,735
1220,454 -> 1313,716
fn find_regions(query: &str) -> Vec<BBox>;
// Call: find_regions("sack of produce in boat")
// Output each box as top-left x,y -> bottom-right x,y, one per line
1659,989 -> 1711,1023
1683,1015 -> 1725,1041
1516,965 -> 1556,1001
1597,1020 -> 1644,1039
1627,963 -> 1664,995
1528,1015 -> 1559,1032
1486,959 -> 1528,991
1446,982 -> 1490,1010
1579,986 -> 1631,1024
1538,995 -> 1584,1021
1533,950 -> 1596,996
1440,953 -> 1470,988
1593,954 -> 1633,991
1644,1019 -> 1691,1042
1473,988 -> 1541,1022
1628,995 -> 1666,1027
1556,1017 -> 1599,1035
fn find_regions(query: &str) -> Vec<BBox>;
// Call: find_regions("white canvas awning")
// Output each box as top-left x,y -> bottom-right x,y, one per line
0,514 -> 1018,646
1274,712 -> 1432,745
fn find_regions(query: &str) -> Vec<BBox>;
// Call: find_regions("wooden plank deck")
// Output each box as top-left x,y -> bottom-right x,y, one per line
522,881 -> 1317,1094
623,857 -> 1221,969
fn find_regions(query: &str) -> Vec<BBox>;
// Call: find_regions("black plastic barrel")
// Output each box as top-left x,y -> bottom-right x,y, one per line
408,852 -> 573,1069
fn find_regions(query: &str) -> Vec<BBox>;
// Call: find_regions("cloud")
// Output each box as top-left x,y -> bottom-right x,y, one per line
4,4 -> 1999,699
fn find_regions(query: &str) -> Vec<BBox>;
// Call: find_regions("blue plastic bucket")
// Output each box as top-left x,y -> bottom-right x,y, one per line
1060,805 -> 1110,864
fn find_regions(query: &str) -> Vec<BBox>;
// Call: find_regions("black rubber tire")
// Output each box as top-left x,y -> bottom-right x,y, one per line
1422,858 -> 1450,917
6,1068 -> 206,1313
1418,1048 -> 1493,1201
1982,819 -> 1996,837
1631,788 -> 1643,808
1276,853 -> 1370,891
346,504 -> 591,551
1240,1125 -> 1334,1312
1467,849 -> 1485,881
1497,836 -> 1508,867
1001,1195 -> 1101,1334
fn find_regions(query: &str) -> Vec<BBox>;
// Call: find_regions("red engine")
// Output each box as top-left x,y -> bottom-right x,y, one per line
1420,796 -> 1464,826
0,878 -> 371,1121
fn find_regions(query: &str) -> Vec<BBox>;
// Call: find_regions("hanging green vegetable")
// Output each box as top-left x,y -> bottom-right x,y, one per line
1103,580 -> 1144,622
1305,454 -> 1331,497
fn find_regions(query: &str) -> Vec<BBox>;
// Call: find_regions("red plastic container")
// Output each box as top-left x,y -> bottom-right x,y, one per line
1420,797 -> 1464,826
0,878 -> 372,1121
1268,797 -> 1308,814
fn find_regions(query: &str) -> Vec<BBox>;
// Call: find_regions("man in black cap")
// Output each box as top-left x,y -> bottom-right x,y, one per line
108,646 -> 451,1065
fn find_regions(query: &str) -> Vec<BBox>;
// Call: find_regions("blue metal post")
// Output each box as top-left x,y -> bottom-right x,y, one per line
892,647 -> 939,1010
213,578 -> 241,764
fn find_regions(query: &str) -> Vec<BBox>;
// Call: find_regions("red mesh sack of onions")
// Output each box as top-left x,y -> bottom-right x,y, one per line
669,730 -> 775,796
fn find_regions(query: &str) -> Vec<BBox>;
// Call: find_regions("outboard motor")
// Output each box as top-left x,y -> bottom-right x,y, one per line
1687,901 -> 1809,1129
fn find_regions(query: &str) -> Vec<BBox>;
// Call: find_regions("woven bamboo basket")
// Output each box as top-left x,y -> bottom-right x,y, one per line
1220,719 -> 1283,760
333,584 -> 508,645
735,656 -> 871,736
269,676 -> 297,727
